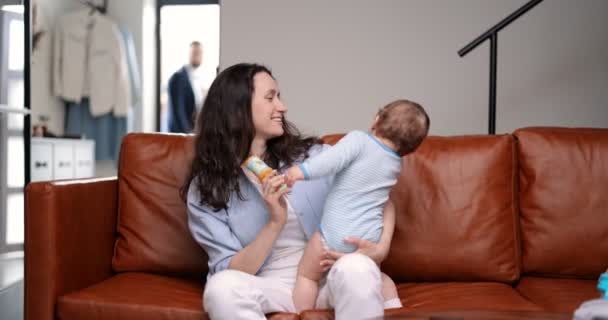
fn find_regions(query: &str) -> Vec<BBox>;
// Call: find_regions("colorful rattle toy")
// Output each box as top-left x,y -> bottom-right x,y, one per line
244,156 -> 288,192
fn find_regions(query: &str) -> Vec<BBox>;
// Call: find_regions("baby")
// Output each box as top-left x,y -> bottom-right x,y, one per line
286,99 -> 430,312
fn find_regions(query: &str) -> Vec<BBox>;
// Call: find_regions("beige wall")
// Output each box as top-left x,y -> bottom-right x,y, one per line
220,0 -> 608,136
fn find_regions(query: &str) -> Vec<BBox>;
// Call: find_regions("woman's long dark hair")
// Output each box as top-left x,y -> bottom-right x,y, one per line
183,63 -> 319,210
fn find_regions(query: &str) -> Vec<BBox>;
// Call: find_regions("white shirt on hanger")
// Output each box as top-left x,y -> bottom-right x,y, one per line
53,10 -> 131,117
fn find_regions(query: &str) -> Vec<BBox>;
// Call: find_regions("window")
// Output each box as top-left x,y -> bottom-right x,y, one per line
0,7 -> 25,253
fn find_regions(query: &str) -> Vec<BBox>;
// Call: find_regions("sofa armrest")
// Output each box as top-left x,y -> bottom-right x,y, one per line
25,177 -> 118,320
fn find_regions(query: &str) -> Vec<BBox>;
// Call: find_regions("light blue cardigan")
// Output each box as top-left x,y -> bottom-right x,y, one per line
187,145 -> 333,278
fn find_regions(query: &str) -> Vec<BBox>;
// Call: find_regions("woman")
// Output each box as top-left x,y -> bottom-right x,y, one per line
185,63 -> 397,319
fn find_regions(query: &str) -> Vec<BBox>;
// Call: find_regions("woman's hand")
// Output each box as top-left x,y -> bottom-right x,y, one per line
262,170 -> 290,227
320,237 -> 389,271
229,171 -> 291,275
319,201 -> 396,270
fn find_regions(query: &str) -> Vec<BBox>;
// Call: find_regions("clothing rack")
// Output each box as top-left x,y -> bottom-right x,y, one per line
76,0 -> 108,14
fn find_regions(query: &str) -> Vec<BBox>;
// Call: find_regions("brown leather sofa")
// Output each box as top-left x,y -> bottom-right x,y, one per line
25,127 -> 608,320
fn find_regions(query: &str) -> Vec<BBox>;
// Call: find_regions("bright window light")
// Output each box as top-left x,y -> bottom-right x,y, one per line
1,5 -> 24,14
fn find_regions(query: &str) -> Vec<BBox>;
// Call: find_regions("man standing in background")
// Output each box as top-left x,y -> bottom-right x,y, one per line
167,41 -> 205,133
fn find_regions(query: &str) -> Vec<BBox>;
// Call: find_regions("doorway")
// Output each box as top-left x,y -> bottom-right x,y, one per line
156,0 -> 220,133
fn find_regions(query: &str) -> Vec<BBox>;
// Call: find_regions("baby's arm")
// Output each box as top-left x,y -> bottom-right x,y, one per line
285,165 -> 305,187
297,131 -> 365,181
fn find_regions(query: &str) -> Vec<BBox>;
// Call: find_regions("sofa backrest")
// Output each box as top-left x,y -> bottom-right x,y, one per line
110,128 -> 608,281
381,134 -> 521,284
112,133 -> 208,277
111,132 -> 521,281
514,127 -> 608,278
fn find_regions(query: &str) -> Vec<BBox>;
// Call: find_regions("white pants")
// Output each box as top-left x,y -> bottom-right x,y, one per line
574,298 -> 608,320
203,253 -> 388,320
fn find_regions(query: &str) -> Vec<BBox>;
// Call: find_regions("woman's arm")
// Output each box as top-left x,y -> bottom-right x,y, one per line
229,171 -> 290,274
188,172 -> 290,275
228,221 -> 284,274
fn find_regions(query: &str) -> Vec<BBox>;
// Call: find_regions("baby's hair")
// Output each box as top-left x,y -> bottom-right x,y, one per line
375,99 -> 430,156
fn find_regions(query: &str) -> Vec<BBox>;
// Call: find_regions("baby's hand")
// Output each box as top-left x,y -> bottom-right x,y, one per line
285,166 -> 305,187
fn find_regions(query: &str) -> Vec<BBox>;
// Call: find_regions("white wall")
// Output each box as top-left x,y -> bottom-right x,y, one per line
220,0 -> 608,136
31,0 -> 157,134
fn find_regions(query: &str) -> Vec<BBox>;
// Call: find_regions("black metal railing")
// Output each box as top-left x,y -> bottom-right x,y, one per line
459,0 -> 544,134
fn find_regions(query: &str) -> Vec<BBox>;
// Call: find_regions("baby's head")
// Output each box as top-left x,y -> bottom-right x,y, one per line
372,99 -> 430,156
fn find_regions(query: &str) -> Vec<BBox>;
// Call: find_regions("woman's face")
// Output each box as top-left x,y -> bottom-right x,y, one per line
251,72 -> 287,141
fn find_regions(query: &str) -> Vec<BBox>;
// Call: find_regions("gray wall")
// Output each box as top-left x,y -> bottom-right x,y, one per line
220,0 -> 608,136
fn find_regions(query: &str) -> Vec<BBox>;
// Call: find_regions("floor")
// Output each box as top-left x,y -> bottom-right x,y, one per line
0,252 -> 24,320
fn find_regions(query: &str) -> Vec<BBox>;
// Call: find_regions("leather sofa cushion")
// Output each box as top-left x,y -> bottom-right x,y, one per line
112,133 -> 208,276
516,276 -> 599,313
515,127 -> 608,277
397,282 -> 542,312
57,272 -> 302,320
57,273 -> 206,320
300,282 -> 542,320
382,134 -> 521,283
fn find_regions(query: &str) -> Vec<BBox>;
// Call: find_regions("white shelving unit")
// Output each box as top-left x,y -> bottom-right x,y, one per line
30,138 -> 95,182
